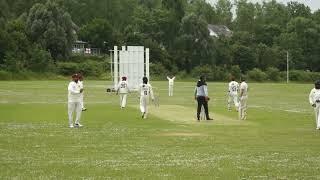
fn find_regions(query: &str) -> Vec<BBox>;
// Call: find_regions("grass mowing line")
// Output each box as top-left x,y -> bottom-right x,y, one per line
157,132 -> 205,137
250,104 -> 311,114
145,105 -> 252,126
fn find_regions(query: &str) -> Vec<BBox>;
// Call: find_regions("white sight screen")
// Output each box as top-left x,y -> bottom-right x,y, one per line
113,46 -> 148,90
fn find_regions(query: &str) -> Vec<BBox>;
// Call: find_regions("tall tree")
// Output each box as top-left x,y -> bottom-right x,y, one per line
214,0 -> 233,26
26,0 -> 76,60
234,0 -> 256,32
79,18 -> 115,51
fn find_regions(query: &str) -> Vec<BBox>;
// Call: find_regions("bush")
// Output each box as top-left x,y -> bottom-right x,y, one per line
150,63 -> 168,78
79,60 -> 104,77
247,68 -> 267,81
57,62 -> 79,75
191,65 -> 212,80
191,65 -> 228,81
289,70 -> 310,81
0,70 -> 12,80
229,65 -> 241,79
289,70 -> 320,82
211,66 -> 229,81
266,67 -> 281,81
28,46 -> 55,73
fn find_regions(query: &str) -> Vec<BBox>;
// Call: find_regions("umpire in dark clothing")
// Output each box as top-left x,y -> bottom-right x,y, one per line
194,75 -> 213,121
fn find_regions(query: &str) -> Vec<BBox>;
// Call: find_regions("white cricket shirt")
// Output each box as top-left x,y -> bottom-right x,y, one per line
139,83 -> 154,99
240,81 -> 248,96
309,88 -> 320,105
229,81 -> 239,95
117,81 -> 129,94
68,81 -> 81,102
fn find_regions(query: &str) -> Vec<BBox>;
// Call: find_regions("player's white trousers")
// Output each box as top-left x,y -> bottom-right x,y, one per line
228,93 -> 239,109
168,85 -> 173,96
68,101 -> 82,125
239,96 -> 248,120
140,96 -> 149,115
315,103 -> 320,128
80,94 -> 84,109
119,93 -> 127,108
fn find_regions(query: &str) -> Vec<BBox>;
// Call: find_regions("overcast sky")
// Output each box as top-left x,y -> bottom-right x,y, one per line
207,0 -> 320,12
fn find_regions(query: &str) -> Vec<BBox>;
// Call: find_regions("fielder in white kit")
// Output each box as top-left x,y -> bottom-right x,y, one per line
116,76 -> 130,109
228,77 -> 239,111
167,76 -> 175,96
239,78 -> 248,120
78,74 -> 87,111
309,80 -> 320,130
68,74 -> 83,128
138,77 -> 154,119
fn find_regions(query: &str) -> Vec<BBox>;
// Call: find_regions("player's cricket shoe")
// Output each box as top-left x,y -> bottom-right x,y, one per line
316,127 -> 320,130
69,124 -> 74,128
74,123 -> 83,128
82,108 -> 87,111
141,112 -> 145,119
207,118 -> 213,120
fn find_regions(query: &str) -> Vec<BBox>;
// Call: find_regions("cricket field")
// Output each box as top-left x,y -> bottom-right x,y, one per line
0,81 -> 319,179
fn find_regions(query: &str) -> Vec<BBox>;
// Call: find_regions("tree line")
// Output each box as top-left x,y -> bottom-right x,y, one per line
0,0 -> 319,80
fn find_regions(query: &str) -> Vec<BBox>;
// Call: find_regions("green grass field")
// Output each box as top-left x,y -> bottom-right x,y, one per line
0,80 -> 319,179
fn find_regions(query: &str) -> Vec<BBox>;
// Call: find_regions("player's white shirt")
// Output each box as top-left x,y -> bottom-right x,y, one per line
79,80 -> 84,89
139,83 -> 154,99
229,81 -> 239,95
167,76 -> 175,86
117,80 -> 129,94
309,88 -> 320,105
68,81 -> 81,102
239,81 -> 248,96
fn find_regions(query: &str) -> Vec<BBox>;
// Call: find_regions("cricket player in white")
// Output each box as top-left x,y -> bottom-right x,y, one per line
239,78 -> 248,120
68,74 -> 83,128
78,74 -> 86,111
117,76 -> 130,109
228,77 -> 239,111
138,77 -> 154,119
167,76 -> 175,96
309,80 -> 320,130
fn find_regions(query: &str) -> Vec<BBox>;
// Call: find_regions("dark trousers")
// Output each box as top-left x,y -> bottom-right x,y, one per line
197,96 -> 209,119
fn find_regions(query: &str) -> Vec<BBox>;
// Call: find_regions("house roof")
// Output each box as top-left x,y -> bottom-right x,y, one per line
208,24 -> 232,38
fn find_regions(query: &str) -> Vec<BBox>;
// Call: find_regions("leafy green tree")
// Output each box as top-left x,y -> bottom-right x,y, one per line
26,0 -> 76,60
79,18 -> 115,51
231,44 -> 256,72
3,19 -> 30,71
234,0 -> 256,32
259,0 -> 289,27
214,0 -> 233,26
187,0 -> 216,24
174,14 -> 215,72
287,1 -> 311,19
255,24 -> 282,46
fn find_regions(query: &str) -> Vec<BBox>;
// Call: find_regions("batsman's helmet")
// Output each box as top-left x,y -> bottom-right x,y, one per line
142,77 -> 148,84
